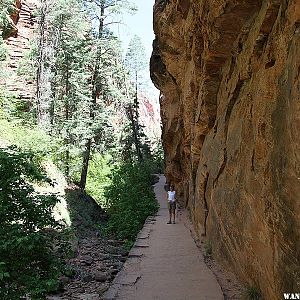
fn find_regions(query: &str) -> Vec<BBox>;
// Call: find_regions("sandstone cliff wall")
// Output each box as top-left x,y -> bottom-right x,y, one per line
151,0 -> 300,298
2,0 -> 37,101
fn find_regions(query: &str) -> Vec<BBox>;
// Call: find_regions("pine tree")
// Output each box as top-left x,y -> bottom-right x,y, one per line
79,0 -> 136,189
34,0 -> 94,178
33,0 -> 145,185
124,35 -> 149,162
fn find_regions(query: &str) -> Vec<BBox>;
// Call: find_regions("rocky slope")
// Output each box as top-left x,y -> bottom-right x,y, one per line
47,189 -> 128,300
151,0 -> 300,298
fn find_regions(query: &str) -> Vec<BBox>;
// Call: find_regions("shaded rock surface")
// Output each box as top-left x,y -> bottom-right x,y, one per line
151,0 -> 300,298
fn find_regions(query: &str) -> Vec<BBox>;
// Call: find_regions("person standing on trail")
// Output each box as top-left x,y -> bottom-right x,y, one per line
167,185 -> 176,224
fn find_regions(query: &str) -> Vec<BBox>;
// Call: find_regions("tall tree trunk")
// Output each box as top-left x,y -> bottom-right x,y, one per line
49,92 -> 55,127
65,147 -> 70,179
80,139 -> 91,189
133,70 -> 142,162
128,104 -> 143,162
134,70 -> 140,132
64,55 -> 70,179
36,0 -> 46,124
79,0 -> 105,190
49,68 -> 57,129
134,71 -> 139,119
122,68 -> 143,162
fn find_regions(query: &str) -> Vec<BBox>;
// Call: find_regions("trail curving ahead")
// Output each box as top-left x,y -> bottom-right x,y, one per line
103,175 -> 224,300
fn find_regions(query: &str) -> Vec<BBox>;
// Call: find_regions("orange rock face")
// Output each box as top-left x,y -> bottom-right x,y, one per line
10,0 -> 22,25
3,0 -> 37,100
151,0 -> 300,298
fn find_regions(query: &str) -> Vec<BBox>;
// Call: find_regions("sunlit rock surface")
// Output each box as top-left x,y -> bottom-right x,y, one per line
139,91 -> 161,142
151,0 -> 300,298
2,0 -> 37,101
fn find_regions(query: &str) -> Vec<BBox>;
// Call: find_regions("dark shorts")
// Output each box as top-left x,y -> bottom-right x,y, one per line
168,201 -> 176,211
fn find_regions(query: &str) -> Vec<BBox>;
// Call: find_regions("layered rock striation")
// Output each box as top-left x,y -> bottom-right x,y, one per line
2,0 -> 37,101
151,0 -> 300,298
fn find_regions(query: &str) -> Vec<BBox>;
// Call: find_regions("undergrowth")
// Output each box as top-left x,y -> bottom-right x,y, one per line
105,162 -> 159,242
0,147 -> 62,299
204,240 -> 213,258
243,285 -> 262,300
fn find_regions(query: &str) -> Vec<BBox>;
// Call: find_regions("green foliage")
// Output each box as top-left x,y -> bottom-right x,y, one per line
121,119 -> 153,163
152,139 -> 164,173
243,286 -> 262,300
0,0 -> 16,38
122,35 -> 152,163
33,0 -> 131,180
0,87 -> 8,119
84,0 -> 137,31
103,0 -> 137,15
105,162 -> 159,241
0,86 -> 36,122
0,118 -> 61,160
85,153 -> 112,205
125,35 -> 147,74
17,42 -> 37,82
0,0 -> 162,297
0,147 -> 61,299
204,240 -> 212,258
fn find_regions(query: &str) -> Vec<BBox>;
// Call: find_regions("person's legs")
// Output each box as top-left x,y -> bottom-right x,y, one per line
167,211 -> 172,224
172,202 -> 176,223
168,210 -> 172,223
167,202 -> 172,224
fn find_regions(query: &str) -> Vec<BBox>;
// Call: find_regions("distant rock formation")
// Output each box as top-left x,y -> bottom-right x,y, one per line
151,0 -> 300,298
138,91 -> 161,143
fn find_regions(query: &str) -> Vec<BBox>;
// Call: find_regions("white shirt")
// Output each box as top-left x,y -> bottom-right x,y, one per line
168,191 -> 176,202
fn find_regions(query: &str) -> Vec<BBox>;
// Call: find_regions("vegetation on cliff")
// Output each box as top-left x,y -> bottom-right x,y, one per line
0,0 -> 16,38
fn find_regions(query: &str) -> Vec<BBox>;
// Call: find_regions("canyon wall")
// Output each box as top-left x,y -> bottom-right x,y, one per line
1,0 -> 37,101
151,0 -> 300,298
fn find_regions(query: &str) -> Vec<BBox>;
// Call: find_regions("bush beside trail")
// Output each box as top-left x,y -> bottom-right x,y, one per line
0,147 -> 61,299
105,162 -> 159,243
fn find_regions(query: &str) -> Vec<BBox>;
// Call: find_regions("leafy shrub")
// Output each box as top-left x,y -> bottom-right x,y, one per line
0,119 -> 61,160
105,162 -> 159,241
151,139 -> 165,173
85,153 -> 112,205
204,240 -> 212,258
243,285 -> 262,300
0,0 -> 16,38
0,147 -> 61,299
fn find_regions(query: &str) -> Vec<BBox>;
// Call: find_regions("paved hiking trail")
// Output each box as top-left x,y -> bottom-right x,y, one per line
103,175 -> 224,300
